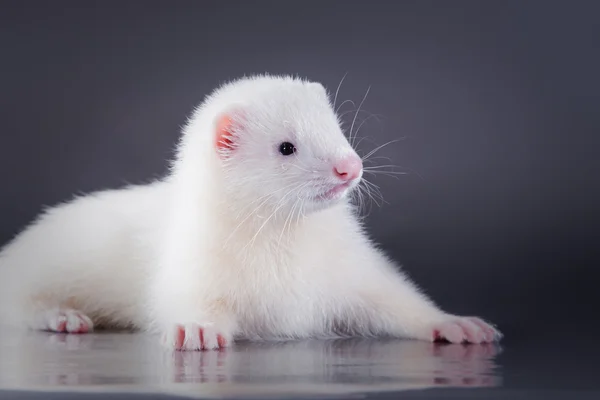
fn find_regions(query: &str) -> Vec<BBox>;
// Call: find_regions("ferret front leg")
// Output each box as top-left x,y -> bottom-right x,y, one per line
341,250 -> 502,344
148,199 -> 238,351
149,265 -> 238,351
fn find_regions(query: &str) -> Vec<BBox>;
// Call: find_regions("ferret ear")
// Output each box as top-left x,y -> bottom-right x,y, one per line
215,115 -> 235,151
215,109 -> 245,155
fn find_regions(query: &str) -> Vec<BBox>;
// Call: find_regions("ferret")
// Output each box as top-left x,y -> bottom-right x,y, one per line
0,74 -> 502,351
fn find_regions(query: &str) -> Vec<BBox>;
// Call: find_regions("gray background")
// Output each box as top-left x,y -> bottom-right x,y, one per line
1,0 -> 599,346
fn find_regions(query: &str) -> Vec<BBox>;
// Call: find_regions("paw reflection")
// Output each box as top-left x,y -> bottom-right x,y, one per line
428,342 -> 501,387
0,332 -> 502,395
170,348 -> 229,383
156,338 -> 502,391
45,332 -> 95,350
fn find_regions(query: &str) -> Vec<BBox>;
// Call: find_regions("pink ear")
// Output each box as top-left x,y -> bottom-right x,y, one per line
215,114 -> 236,152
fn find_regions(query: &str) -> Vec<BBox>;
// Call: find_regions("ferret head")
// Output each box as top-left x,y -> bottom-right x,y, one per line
204,75 -> 363,216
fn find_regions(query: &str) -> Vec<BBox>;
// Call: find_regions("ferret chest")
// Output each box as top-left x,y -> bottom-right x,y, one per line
225,251 -> 325,337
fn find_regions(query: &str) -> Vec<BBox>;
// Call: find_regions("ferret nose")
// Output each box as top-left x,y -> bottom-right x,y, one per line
334,155 -> 363,181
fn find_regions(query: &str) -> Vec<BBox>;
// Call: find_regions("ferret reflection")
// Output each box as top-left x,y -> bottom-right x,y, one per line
0,333 -> 501,394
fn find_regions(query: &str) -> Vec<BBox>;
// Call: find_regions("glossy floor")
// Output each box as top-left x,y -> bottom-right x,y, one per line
0,329 -> 597,399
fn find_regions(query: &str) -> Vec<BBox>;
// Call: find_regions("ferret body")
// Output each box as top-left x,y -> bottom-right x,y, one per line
0,75 -> 501,350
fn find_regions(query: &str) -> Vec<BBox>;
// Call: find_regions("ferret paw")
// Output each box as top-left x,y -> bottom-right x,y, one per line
431,316 -> 502,344
36,308 -> 93,334
162,323 -> 231,351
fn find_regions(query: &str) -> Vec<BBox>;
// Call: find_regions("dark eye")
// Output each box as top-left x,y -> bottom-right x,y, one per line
279,142 -> 296,156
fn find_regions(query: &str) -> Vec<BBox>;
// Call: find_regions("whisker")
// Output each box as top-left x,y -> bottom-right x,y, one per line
244,181 -> 310,252
337,108 -> 380,120
361,178 -> 386,207
234,180 -> 299,218
333,72 -> 348,110
363,171 -> 403,182
336,99 -> 356,114
363,170 -> 407,176
289,163 -> 316,174
362,155 -> 394,164
361,184 -> 377,216
295,193 -> 305,227
244,199 -> 289,252
277,182 -> 310,246
352,113 -> 382,147
354,135 -> 380,151
353,184 -> 369,215
349,86 -> 371,148
338,109 -> 381,144
365,166 -> 424,180
223,195 -> 274,248
355,182 -> 376,215
363,164 -> 405,170
362,139 -> 402,161
278,194 -> 301,247
223,181 -> 299,247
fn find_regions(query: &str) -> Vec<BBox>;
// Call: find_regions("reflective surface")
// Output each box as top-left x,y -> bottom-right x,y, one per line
0,329 -> 598,399
0,330 -> 501,398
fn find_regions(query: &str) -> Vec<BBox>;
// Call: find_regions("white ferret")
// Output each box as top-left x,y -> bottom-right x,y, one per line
0,74 -> 501,351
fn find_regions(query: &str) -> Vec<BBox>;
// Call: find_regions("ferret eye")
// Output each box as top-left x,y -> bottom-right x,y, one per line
279,142 -> 296,156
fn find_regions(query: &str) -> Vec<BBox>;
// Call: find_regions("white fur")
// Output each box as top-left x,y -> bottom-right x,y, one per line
0,74 -> 501,349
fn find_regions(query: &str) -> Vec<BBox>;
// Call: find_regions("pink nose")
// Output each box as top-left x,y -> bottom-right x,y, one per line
334,155 -> 363,181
